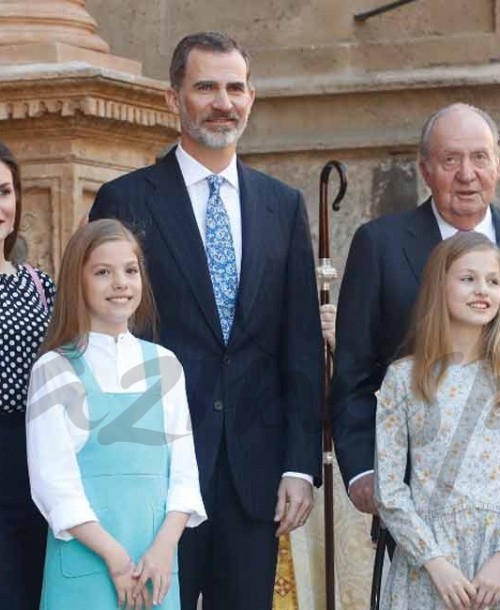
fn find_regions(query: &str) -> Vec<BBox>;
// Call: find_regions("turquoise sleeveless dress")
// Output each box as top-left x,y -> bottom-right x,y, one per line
40,340 -> 180,610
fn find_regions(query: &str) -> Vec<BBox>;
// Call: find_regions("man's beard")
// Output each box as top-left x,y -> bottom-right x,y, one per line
179,102 -> 247,150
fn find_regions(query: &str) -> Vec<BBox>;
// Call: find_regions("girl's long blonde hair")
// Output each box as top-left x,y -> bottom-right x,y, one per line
406,231 -> 500,403
40,219 -> 157,356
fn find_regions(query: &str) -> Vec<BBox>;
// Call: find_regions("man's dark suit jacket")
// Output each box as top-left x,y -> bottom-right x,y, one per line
90,148 -> 323,519
331,198 -> 500,489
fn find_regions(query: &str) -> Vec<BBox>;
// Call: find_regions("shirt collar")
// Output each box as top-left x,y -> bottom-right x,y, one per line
87,330 -> 135,346
430,198 -> 495,241
175,143 -> 239,191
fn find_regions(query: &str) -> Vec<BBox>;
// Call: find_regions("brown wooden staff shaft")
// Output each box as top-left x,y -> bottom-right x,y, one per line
317,161 -> 347,610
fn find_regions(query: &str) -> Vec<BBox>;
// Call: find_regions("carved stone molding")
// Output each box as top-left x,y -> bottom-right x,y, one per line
0,63 -> 179,135
0,96 -> 176,132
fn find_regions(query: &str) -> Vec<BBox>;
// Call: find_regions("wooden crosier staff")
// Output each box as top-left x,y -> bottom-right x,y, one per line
316,161 -> 347,610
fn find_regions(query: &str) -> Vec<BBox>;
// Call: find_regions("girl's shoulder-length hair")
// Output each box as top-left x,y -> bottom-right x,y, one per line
39,218 -> 157,356
403,231 -> 500,404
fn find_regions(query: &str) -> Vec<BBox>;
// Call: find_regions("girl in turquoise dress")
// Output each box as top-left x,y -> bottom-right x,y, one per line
26,219 -> 206,610
375,232 -> 500,610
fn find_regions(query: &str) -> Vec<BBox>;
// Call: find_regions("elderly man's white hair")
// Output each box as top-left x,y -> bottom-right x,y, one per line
419,103 -> 500,160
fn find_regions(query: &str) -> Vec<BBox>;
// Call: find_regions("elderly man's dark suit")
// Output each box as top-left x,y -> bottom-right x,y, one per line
90,147 -> 323,610
332,198 -> 500,489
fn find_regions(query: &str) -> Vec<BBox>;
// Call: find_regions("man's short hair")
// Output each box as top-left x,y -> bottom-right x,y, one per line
419,103 -> 500,160
169,31 -> 251,89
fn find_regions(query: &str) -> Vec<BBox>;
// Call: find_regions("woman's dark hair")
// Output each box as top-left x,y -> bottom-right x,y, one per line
0,141 -> 22,259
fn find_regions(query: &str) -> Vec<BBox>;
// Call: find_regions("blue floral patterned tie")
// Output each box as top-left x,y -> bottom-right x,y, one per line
205,174 -> 238,343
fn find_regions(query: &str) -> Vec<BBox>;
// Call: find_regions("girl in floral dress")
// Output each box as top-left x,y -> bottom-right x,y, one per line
375,232 -> 500,610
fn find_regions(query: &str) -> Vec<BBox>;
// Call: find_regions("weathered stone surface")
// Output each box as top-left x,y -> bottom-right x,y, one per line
87,0 -> 500,80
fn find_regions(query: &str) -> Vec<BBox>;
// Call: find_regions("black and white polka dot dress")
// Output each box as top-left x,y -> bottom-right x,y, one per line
0,265 -> 55,415
0,265 -> 55,610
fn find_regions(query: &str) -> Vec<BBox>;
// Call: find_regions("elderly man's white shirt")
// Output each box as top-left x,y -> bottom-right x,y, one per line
431,199 -> 496,241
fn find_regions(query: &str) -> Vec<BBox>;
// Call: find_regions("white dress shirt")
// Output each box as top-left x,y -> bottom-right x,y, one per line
175,144 -> 312,486
26,332 -> 207,541
431,199 -> 496,241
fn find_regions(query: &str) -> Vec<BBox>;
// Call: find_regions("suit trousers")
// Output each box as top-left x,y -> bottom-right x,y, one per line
179,436 -> 279,610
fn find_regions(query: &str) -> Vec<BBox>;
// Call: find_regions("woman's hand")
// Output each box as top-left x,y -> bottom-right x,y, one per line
132,543 -> 174,607
472,553 -> 500,609
425,557 -> 476,610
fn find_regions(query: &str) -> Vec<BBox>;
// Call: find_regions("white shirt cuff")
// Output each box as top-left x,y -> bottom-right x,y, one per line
348,469 -> 374,492
49,500 -> 98,541
282,472 -> 313,485
166,488 -> 207,528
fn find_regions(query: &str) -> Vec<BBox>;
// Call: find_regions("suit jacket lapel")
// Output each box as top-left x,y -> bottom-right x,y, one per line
144,149 -> 223,343
402,198 -> 442,281
404,201 -> 500,280
491,204 -> 500,244
233,162 -> 271,342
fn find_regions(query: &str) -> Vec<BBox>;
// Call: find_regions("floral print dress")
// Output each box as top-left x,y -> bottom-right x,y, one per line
375,358 -> 500,610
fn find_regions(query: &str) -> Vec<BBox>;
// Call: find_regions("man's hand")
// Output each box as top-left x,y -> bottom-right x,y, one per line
274,477 -> 313,536
425,557 -> 476,610
348,472 -> 378,514
472,553 -> 500,609
320,304 -> 336,350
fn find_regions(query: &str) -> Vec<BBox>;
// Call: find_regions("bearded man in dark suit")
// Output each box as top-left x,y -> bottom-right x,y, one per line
90,31 -> 323,610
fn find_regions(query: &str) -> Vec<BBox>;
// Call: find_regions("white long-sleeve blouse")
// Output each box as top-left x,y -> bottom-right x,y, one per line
26,331 -> 206,541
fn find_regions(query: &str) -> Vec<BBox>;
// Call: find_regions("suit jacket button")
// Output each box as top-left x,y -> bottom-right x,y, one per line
214,400 -> 224,411
223,355 -> 231,365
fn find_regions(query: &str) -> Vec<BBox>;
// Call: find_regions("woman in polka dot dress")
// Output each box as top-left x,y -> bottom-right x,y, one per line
0,141 -> 55,609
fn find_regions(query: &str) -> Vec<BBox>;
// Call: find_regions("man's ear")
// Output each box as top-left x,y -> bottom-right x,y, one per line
419,157 -> 431,186
248,85 -> 256,111
165,88 -> 180,114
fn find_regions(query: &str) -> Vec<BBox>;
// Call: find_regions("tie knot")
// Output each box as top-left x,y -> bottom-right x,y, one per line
207,174 -> 223,196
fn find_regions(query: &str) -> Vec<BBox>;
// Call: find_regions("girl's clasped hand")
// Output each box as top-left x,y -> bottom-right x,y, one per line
107,549 -> 173,610
108,544 -> 178,609
425,555 -> 500,610
132,543 -> 174,607
108,553 -> 146,609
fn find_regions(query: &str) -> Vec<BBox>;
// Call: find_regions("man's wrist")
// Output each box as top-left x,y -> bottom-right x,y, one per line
282,472 -> 313,485
348,469 -> 374,492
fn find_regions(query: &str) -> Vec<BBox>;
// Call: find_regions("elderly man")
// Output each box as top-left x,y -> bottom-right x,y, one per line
90,31 -> 323,610
331,103 -> 500,514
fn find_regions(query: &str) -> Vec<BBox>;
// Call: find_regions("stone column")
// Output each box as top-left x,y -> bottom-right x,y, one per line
0,0 -> 109,58
0,0 -> 179,274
